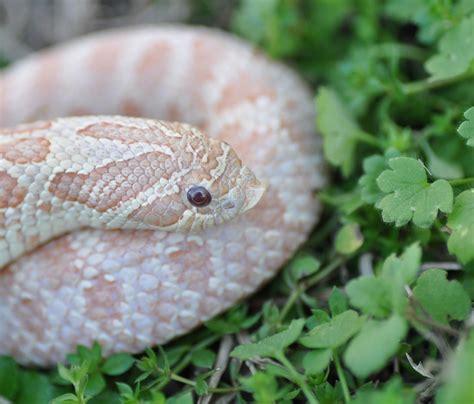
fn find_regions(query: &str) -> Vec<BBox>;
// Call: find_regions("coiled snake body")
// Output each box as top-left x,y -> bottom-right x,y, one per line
0,26 -> 325,366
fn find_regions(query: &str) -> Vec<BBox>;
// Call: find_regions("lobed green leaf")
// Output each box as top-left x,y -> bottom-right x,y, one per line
231,319 -> 305,359
413,269 -> 471,325
377,157 -> 453,228
299,310 -> 365,349
344,315 -> 408,378
315,87 -> 361,176
447,189 -> 474,264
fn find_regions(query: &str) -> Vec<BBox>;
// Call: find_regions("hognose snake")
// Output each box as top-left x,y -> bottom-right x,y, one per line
0,26 -> 326,366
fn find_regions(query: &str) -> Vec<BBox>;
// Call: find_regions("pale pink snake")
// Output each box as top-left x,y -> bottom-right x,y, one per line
0,26 -> 325,366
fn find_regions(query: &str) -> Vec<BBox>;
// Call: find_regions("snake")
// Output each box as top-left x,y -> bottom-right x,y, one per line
0,26 -> 326,366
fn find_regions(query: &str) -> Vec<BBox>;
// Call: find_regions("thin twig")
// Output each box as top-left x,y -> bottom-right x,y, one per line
199,335 -> 234,404
421,262 -> 462,271
359,253 -> 374,276
215,393 -> 238,404
278,256 -> 344,323
0,396 -> 11,404
333,351 -> 351,403
236,332 -> 257,375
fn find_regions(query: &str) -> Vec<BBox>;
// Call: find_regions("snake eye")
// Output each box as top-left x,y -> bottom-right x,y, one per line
187,186 -> 212,208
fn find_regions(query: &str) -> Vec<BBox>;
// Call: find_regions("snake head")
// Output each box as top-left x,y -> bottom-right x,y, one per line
126,127 -> 266,233
176,139 -> 267,232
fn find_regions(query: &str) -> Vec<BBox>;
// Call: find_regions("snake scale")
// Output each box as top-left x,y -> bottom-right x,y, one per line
0,26 -> 326,366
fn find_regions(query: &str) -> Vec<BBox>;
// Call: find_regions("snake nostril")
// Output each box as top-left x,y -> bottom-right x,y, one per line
221,199 -> 235,210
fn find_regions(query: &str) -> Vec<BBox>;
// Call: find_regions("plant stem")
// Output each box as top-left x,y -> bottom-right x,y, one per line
279,257 -> 344,323
355,131 -> 385,150
169,372 -> 196,387
333,351 -> 351,403
155,334 -> 221,391
279,288 -> 302,324
276,352 -> 320,404
154,365 -> 239,394
304,256 -> 344,290
448,177 -> 474,186
169,372 -> 240,393
401,71 -> 474,95
406,309 -> 460,337
371,43 -> 429,61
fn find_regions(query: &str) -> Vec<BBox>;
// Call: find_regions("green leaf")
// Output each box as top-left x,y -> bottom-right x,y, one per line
302,349 -> 332,375
115,382 -> 134,397
329,46 -> 389,116
299,310 -> 365,349
346,276 -> 392,317
232,0 -> 300,57
195,378 -> 209,396
283,389 -> 302,400
436,331 -> 474,404
382,243 -> 421,287
57,363 -> 74,384
458,107 -> 474,147
347,244 -> 421,317
102,353 -> 135,376
381,244 -> 422,313
288,255 -> 321,281
424,142 -> 464,180
69,343 -> 102,371
448,189 -> 474,263
166,391 -> 194,404
51,393 -> 79,404
206,305 -> 259,334
315,381 -> 345,403
386,0 -> 474,44
17,371 -> 56,404
89,390 -> 121,404
328,287 -> 349,316
359,149 -> 401,204
0,356 -> 20,400
241,371 -> 280,403
376,157 -> 453,227
352,377 -> 416,404
231,319 -> 305,359
306,309 -> 331,330
191,349 -> 216,369
232,0 -> 278,44
205,318 -> 241,334
316,87 -> 361,176
425,15 -> 474,81
344,315 -> 408,378
84,372 -> 105,397
385,0 -> 429,23
335,223 -> 364,255
413,269 -> 471,325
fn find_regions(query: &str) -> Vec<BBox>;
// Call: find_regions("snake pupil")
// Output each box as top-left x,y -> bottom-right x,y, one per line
187,186 -> 212,207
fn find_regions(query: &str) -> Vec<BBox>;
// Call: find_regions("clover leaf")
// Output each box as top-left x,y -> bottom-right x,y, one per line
346,244 -> 421,317
458,107 -> 474,147
316,87 -> 361,177
436,332 -> 474,404
447,189 -> 474,263
425,15 -> 474,81
413,269 -> 471,325
376,157 -> 453,228
299,310 -> 365,349
231,319 -> 305,359
344,315 -> 408,378
359,149 -> 401,204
